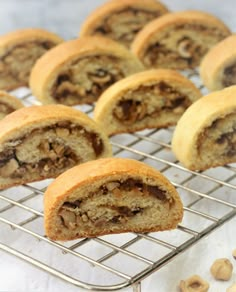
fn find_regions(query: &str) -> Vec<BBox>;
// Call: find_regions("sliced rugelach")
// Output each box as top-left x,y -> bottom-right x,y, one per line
44,158 -> 183,240
0,90 -> 24,119
80,0 -> 169,48
172,86 -> 236,170
29,36 -> 144,106
0,105 -> 112,190
94,69 -> 202,136
200,35 -> 236,91
131,11 -> 230,69
0,28 -> 63,90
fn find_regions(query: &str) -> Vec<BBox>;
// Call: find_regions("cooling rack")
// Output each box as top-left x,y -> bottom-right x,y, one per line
0,70 -> 236,292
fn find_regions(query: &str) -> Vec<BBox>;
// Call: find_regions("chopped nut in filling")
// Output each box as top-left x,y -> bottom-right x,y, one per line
59,178 -> 174,230
0,41 -> 56,89
0,121 -> 104,178
113,82 -> 190,124
143,24 -> 228,68
197,113 -> 236,160
52,56 -> 125,105
223,63 -> 236,87
94,8 -> 161,47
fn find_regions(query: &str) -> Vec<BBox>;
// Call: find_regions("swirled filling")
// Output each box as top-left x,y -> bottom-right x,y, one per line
222,63 -> 236,87
59,178 -> 173,230
197,113 -> 236,160
113,82 -> 191,125
0,121 -> 104,178
143,24 -> 229,69
0,41 -> 56,89
52,56 -> 126,105
93,8 -> 163,47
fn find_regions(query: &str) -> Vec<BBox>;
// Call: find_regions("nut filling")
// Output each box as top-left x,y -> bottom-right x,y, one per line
143,24 -> 228,68
59,178 -> 174,230
113,82 -> 190,124
52,56 -> 125,105
0,41 -> 55,89
0,102 -> 16,115
223,63 -> 236,87
0,121 -> 104,178
94,8 -> 162,47
197,113 -> 236,159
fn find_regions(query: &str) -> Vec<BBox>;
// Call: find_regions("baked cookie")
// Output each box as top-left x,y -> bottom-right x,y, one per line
0,105 -> 112,190
30,36 -> 144,106
0,28 -> 63,90
0,90 -> 24,119
131,11 -> 231,69
94,69 -> 202,136
172,86 -> 236,171
44,158 -> 183,240
200,35 -> 236,91
80,0 -> 169,48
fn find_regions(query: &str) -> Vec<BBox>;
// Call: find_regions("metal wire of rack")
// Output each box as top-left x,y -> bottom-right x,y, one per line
0,70 -> 236,292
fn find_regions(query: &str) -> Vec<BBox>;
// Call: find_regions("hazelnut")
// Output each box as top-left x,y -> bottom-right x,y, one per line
210,258 -> 233,281
232,249 -> 236,260
179,275 -> 209,292
227,283 -> 236,292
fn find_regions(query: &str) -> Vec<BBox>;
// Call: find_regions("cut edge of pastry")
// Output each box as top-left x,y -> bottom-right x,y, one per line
0,90 -> 24,119
44,157 -> 183,241
0,28 -> 64,49
94,69 -> 202,136
29,36 -> 144,105
0,28 -> 64,91
80,0 -> 169,37
0,104 -> 112,190
131,10 -> 231,67
200,34 -> 236,91
172,86 -> 236,170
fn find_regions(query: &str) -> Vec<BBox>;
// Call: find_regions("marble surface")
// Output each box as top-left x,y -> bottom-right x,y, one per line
0,1 -> 236,292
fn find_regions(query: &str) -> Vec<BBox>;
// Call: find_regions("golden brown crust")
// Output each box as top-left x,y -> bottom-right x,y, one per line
131,10 -> 231,69
0,28 -> 63,52
0,104 -> 111,147
94,69 -> 202,135
44,158 -> 183,240
0,28 -> 63,91
0,90 -> 24,113
172,86 -> 236,170
200,34 -> 236,91
0,105 -> 112,189
29,36 -> 144,105
80,0 -> 169,47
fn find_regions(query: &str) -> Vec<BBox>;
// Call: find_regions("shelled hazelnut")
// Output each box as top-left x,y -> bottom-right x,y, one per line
232,249 -> 236,260
179,275 -> 209,292
226,283 -> 236,292
210,258 -> 233,281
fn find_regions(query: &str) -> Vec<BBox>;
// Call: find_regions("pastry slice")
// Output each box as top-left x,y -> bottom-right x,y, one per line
30,36 -> 144,106
80,0 -> 169,48
0,90 -> 24,119
200,35 -> 236,91
172,86 -> 236,171
44,158 -> 183,240
131,11 -> 231,69
0,105 -> 112,190
94,69 -> 202,136
0,28 -> 63,90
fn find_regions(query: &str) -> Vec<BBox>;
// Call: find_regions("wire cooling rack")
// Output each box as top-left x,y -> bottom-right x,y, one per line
0,70 -> 236,291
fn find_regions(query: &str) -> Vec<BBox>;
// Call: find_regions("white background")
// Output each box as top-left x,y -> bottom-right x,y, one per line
0,1 -> 236,291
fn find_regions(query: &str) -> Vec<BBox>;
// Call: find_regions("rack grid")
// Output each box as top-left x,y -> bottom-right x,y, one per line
0,70 -> 236,291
